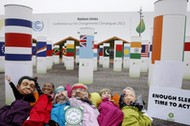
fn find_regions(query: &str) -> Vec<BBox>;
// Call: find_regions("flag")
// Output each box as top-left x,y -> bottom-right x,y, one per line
152,16 -> 163,64
130,42 -> 141,59
80,35 -> 87,47
184,42 -> 190,51
99,46 -> 103,56
115,45 -> 123,58
5,17 -> 32,61
32,46 -> 36,55
93,44 -> 98,49
123,44 -> 130,58
53,47 -> 60,55
104,46 -> 110,57
141,44 -> 149,57
67,44 -> 74,49
79,35 -> 94,58
66,44 -> 74,57
0,43 -> 5,56
46,44 -> 53,56
36,42 -> 46,57
80,42 -> 86,47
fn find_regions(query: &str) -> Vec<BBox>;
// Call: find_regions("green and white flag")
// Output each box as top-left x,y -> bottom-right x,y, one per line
103,46 -> 110,57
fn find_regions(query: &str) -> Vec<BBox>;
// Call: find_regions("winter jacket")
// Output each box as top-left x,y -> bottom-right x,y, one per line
51,102 -> 70,126
0,99 -> 31,126
69,97 -> 100,126
121,106 -> 152,126
22,94 -> 53,126
98,98 -> 124,126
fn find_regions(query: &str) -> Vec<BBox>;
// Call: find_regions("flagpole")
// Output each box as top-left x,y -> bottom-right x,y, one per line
138,7 -> 143,37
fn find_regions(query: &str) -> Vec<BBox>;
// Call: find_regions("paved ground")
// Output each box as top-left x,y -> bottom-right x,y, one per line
0,62 -> 189,126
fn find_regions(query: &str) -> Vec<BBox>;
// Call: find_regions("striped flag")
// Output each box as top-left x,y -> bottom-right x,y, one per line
141,44 -> 149,57
66,44 -> 74,56
130,42 -> 141,59
5,18 -> 32,61
99,46 -> 103,56
115,44 -> 123,58
152,15 -> 185,64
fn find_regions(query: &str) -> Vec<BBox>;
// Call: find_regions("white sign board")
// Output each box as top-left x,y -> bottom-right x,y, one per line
148,86 -> 190,125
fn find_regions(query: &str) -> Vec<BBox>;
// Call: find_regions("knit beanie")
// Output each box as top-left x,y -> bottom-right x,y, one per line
55,86 -> 65,94
71,83 -> 88,91
54,86 -> 68,103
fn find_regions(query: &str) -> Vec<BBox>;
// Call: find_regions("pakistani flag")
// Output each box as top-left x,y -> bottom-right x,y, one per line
103,46 -> 110,57
130,42 -> 141,59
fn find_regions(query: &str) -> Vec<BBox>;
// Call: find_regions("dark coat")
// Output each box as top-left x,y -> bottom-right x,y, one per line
0,99 -> 31,126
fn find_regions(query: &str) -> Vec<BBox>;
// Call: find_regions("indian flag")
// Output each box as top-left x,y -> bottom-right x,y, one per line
130,42 -> 141,59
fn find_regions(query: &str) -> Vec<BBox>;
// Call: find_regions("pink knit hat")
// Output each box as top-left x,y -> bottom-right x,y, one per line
71,83 -> 88,91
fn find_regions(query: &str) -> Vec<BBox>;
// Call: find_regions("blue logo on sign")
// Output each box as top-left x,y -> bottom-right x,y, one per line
33,21 -> 44,31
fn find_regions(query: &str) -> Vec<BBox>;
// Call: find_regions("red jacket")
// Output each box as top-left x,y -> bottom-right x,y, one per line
22,94 -> 53,126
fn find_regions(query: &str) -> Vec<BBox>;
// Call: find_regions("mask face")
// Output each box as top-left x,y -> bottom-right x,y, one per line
71,88 -> 88,98
123,90 -> 136,105
55,90 -> 67,102
17,79 -> 35,95
42,82 -> 54,94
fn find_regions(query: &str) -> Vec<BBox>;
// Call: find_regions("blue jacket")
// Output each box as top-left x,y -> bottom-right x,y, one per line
51,102 -> 70,126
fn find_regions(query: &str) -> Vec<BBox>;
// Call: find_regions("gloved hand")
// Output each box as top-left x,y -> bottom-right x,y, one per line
119,93 -> 126,109
130,95 -> 145,111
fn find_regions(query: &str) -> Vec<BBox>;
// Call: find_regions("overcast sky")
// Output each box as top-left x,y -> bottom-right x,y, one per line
0,0 -> 189,15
